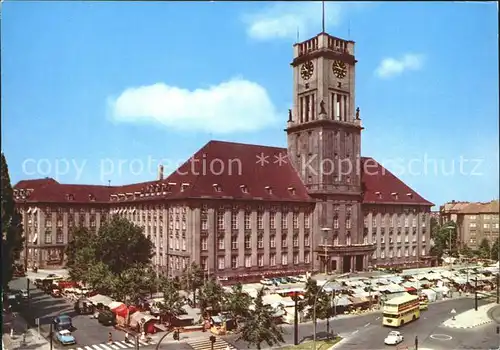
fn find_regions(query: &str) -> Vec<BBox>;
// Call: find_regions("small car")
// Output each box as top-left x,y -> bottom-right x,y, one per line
260,279 -> 273,286
98,310 -> 115,326
51,289 -> 62,298
384,331 -> 404,345
53,315 -> 73,331
20,290 -> 29,299
54,329 -> 76,345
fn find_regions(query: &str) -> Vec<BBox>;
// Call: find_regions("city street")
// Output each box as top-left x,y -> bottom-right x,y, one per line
8,276 -> 124,348
224,298 -> 492,349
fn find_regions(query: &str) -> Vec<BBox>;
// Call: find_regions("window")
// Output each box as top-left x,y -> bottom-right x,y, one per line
484,214 -> 491,220
258,235 -> 264,248
293,212 -> 299,229
304,252 -> 310,264
381,251 -> 385,259
202,217 -> 208,230
484,223 -> 490,229
217,209 -> 225,230
381,236 -> 385,243
372,218 -> 377,227
397,249 -> 401,257
257,212 -> 263,229
405,248 -> 409,257
495,223 -> 500,229
421,248 -> 426,256
231,256 -> 238,269
364,217 -> 368,227
346,234 -> 351,245
305,213 -> 310,229
218,257 -> 225,270
397,234 -> 401,243
270,213 -> 276,229
293,253 -> 299,264
201,237 -> 208,251
281,235 -> 288,248
258,254 -> 264,267
56,229 -> 63,244
201,257 -> 208,270
281,212 -> 288,229
470,223 -> 477,228
404,217 -> 409,227
333,234 -> 339,245
333,216 -> 339,229
270,235 -> 276,248
182,238 -> 186,251
422,235 -> 426,242
304,235 -> 310,247
231,211 -> 238,230
244,212 -> 251,230
231,236 -> 238,250
363,234 -> 368,244
405,234 -> 409,243
293,235 -> 299,247
389,249 -> 394,258
412,218 -> 417,227
281,253 -> 288,265
45,230 -> 52,244
469,215 -> 477,220
372,251 -> 377,259
244,236 -> 251,249
412,248 -> 416,256
346,218 -> 351,229
270,253 -> 276,266
245,255 -> 251,267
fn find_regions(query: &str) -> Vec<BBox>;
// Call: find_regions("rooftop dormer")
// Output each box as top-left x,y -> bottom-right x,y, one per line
240,185 -> 248,193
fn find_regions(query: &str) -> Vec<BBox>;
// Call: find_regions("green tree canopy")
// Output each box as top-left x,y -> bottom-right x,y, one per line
430,221 -> 459,260
478,238 -> 491,259
491,237 -> 499,262
224,283 -> 252,326
65,216 -> 155,301
238,287 -> 284,350
199,277 -> 226,315
1,153 -> 25,288
157,277 -> 185,322
181,262 -> 205,306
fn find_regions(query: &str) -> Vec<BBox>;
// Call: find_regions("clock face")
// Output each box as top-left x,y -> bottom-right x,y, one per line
332,60 -> 347,79
300,61 -> 314,80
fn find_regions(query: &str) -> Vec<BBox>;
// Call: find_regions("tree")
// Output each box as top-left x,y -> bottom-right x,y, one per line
93,216 -> 154,275
430,221 -> 459,262
300,277 -> 322,319
157,277 -> 185,324
316,292 -> 334,335
65,226 -> 94,281
491,237 -> 499,262
478,238 -> 491,259
459,245 -> 474,259
238,287 -> 284,350
1,153 -> 25,288
198,277 -> 226,315
181,262 -> 204,307
224,283 -> 252,328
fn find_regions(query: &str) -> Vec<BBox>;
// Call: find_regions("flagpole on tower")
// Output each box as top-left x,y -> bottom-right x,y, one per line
322,0 -> 326,33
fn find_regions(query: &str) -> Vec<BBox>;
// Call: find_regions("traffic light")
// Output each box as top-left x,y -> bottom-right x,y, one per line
209,335 -> 216,343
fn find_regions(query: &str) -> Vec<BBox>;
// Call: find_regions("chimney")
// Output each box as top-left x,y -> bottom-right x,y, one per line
158,164 -> 164,180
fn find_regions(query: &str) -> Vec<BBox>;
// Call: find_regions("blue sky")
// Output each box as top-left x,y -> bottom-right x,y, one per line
2,1 -> 498,208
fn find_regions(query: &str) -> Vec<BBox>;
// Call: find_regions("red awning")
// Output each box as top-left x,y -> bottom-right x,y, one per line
405,287 -> 417,293
111,303 -> 129,318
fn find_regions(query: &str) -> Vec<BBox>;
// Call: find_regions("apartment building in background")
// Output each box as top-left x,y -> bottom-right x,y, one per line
440,200 -> 499,250
13,29 -> 433,282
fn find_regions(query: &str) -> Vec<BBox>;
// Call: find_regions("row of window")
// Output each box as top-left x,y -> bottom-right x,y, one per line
201,252 -> 311,270
211,211 -> 312,231
468,214 -> 499,220
373,247 -> 426,259
364,216 -> 426,228
470,223 -> 500,229
201,234 -> 311,251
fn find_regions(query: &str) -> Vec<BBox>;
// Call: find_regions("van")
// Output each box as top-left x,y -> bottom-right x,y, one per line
98,310 -> 115,326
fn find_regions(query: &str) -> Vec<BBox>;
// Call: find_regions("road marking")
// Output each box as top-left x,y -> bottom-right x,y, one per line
92,345 -> 104,350
84,346 -> 93,350
99,344 -> 113,350
352,330 -> 359,335
113,342 -> 128,349
376,317 -> 380,320
430,334 -> 453,341
364,323 -> 370,327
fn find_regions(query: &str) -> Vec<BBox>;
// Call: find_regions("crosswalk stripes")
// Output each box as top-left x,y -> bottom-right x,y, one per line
187,337 -> 238,350
68,339 -> 150,350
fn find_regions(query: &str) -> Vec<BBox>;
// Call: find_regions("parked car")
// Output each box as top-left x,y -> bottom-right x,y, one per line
54,329 -> 76,346
53,315 -> 73,331
384,331 -> 404,345
74,298 -> 94,315
260,279 -> 273,286
20,290 -> 29,299
51,289 -> 62,298
97,310 -> 115,326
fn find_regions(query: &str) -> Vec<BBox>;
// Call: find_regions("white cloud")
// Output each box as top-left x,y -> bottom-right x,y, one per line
375,54 -> 426,79
107,78 -> 280,134
242,2 -> 343,41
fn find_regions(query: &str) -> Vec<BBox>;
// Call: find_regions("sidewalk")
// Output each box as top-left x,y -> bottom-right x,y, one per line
2,312 -> 50,350
442,302 -> 496,329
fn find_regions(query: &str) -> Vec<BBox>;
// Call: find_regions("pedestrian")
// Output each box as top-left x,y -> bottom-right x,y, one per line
108,332 -> 113,344
125,332 -> 129,343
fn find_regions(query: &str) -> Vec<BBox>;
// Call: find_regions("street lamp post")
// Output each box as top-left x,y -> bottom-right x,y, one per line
312,273 -> 349,350
321,228 -> 331,275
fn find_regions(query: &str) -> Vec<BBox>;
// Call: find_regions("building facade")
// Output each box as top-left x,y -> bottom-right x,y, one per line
14,31 -> 433,282
440,200 -> 499,250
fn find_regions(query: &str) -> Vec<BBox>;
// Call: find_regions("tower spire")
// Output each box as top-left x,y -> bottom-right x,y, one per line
322,0 -> 325,33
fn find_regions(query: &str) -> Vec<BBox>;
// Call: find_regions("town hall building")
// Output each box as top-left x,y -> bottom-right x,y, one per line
14,31 -> 433,283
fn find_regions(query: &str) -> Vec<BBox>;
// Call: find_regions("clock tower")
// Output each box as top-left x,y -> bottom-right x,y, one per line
286,32 -> 375,273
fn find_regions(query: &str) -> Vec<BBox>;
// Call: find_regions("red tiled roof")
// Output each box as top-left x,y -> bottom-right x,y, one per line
13,140 -> 433,207
361,157 -> 433,206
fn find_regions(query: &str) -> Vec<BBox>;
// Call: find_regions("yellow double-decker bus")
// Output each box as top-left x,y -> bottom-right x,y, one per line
382,293 -> 420,327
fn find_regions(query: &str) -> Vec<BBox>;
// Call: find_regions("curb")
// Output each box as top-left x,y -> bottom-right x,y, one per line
329,337 -> 347,349
443,319 -> 493,329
